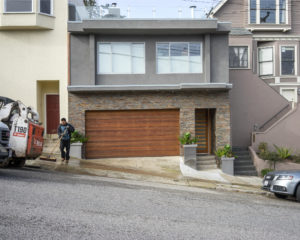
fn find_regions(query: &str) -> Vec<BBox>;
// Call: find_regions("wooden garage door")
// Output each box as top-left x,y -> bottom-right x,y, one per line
85,109 -> 180,159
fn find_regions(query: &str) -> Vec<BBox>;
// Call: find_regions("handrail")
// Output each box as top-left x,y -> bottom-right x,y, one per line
259,103 -> 291,131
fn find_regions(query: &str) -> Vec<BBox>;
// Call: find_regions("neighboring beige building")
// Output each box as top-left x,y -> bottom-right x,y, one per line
0,0 -> 68,135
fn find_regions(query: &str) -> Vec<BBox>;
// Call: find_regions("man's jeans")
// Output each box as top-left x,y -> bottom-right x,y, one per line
60,139 -> 70,160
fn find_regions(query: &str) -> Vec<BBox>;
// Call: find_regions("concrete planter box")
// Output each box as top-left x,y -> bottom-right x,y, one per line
183,144 -> 198,169
70,142 -> 83,159
221,157 -> 235,175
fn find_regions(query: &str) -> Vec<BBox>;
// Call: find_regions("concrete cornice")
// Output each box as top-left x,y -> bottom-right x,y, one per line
68,83 -> 233,92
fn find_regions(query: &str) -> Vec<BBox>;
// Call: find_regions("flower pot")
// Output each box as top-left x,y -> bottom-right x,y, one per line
70,142 -> 83,159
183,144 -> 198,169
221,156 -> 235,175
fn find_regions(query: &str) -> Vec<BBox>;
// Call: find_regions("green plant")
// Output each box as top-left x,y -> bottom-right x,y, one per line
71,131 -> 88,144
261,168 -> 273,177
273,145 -> 291,160
258,142 -> 268,154
179,132 -> 197,145
215,144 -> 234,158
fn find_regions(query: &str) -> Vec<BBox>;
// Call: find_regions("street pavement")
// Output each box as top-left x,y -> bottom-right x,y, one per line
0,167 -> 300,240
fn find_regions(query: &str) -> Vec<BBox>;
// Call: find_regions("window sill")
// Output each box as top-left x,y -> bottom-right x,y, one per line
38,12 -> 55,18
229,68 -> 250,70
3,12 -> 34,14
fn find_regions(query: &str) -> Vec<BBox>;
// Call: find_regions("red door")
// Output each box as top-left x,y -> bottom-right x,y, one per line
46,95 -> 60,134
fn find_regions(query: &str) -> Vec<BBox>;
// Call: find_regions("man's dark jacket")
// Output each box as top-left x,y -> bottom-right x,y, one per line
57,123 -> 75,140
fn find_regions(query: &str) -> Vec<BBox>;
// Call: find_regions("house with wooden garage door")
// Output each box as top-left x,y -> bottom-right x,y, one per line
68,4 -> 232,159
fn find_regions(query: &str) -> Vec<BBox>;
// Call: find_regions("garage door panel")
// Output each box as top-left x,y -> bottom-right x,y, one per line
85,110 -> 180,158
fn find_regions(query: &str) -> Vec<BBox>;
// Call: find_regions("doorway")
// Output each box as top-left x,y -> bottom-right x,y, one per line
46,94 -> 60,134
195,109 -> 215,155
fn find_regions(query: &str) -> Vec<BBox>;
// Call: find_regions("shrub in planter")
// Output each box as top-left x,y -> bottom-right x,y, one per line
261,168 -> 273,177
179,132 -> 198,169
70,131 -> 88,159
216,144 -> 235,175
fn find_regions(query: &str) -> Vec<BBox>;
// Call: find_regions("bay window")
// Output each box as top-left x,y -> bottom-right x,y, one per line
249,0 -> 287,24
156,42 -> 202,74
5,0 -> 32,12
229,46 -> 248,68
259,47 -> 273,76
40,0 -> 52,15
281,46 -> 295,75
98,42 -> 145,74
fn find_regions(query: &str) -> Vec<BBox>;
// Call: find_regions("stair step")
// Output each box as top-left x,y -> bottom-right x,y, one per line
234,170 -> 258,176
197,155 -> 216,160
197,160 -> 216,165
235,161 -> 254,166
197,164 -> 218,170
232,147 -> 248,151
235,155 -> 251,160
235,165 -> 257,171
233,151 -> 250,156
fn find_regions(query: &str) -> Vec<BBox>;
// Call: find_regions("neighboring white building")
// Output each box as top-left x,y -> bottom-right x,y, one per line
0,0 -> 68,135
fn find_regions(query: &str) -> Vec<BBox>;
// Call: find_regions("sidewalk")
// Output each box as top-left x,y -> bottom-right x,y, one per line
26,155 -> 270,196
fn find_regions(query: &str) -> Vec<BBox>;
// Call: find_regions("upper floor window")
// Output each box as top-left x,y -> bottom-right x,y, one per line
259,47 -> 274,76
40,0 -> 53,15
98,42 -> 145,74
250,0 -> 287,24
156,42 -> 202,74
281,46 -> 295,75
229,46 -> 248,69
5,0 -> 32,12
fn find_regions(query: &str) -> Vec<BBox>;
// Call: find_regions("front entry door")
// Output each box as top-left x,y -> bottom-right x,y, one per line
195,109 -> 211,154
46,95 -> 60,134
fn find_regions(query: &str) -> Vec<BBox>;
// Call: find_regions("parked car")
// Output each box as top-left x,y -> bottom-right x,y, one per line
262,170 -> 300,202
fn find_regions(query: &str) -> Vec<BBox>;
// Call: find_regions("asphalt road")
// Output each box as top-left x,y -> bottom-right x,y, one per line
0,167 -> 300,240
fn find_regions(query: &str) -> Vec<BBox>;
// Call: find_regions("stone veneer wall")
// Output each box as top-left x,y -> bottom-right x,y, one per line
69,91 -> 231,152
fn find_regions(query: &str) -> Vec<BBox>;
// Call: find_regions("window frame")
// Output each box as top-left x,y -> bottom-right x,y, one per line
39,0 -> 54,16
280,45 -> 297,76
229,45 -> 250,69
248,0 -> 289,25
258,46 -> 275,77
97,42 -> 146,75
4,0 -> 34,13
155,42 -> 203,74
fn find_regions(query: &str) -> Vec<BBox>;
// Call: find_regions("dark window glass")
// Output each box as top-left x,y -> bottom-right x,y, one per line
170,43 -> 189,56
260,0 -> 276,23
229,46 -> 248,68
279,0 -> 286,23
157,43 -> 169,57
40,0 -> 52,15
189,43 -> 201,56
250,0 -> 257,23
5,0 -> 32,12
281,47 -> 295,75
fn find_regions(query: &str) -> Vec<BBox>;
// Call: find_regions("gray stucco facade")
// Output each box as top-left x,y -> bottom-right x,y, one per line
68,18 -> 232,158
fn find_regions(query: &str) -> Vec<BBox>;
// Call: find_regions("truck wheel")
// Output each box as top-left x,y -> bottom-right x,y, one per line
11,158 -> 26,168
274,193 -> 288,199
0,158 -> 10,168
296,185 -> 300,202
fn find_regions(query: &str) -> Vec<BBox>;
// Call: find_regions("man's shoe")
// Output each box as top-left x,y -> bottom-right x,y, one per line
61,158 -> 65,163
65,160 -> 69,164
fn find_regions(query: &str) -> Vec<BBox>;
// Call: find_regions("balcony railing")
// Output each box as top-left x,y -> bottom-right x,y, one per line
70,5 -> 207,21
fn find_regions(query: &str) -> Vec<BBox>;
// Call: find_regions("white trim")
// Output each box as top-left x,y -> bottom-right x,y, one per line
270,83 -> 300,86
229,45 -> 251,69
280,87 -> 298,102
155,42 -> 203,74
275,77 -> 280,83
44,93 -> 59,135
279,44 -> 297,76
258,46 -> 275,77
39,0 -> 54,16
4,0 -> 34,13
276,0 -> 280,24
209,0 -> 228,17
256,0 -> 260,24
97,42 -> 146,75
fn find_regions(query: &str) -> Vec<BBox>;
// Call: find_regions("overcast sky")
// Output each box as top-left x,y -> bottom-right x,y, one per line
97,0 -> 221,18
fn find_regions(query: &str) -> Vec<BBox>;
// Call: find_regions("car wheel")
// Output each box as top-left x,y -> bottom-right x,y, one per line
296,185 -> 300,202
274,193 -> 288,199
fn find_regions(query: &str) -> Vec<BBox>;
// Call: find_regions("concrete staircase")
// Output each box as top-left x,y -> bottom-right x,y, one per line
233,147 -> 257,176
196,155 -> 217,170
42,137 -> 60,154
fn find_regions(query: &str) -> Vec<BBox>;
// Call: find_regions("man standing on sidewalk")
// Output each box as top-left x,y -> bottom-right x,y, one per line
57,118 -> 75,164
